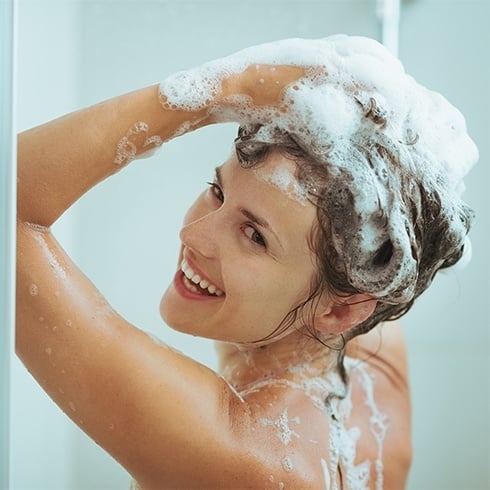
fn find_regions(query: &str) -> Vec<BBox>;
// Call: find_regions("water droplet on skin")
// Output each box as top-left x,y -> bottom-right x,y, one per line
65,320 -> 72,327
45,347 -> 52,356
69,401 -> 76,412
278,482 -> 285,490
282,456 -> 293,473
108,423 -> 115,431
29,284 -> 38,296
54,291 -> 60,297
39,316 -> 44,322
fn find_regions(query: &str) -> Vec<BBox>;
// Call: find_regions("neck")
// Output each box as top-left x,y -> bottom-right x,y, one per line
215,329 -> 341,392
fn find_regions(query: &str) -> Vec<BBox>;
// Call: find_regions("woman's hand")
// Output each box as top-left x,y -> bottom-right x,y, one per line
219,63 -> 307,108
158,62 -> 307,128
157,40 -> 327,127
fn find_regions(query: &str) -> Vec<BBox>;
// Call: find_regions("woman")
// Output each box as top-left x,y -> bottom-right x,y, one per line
16,36 -> 476,489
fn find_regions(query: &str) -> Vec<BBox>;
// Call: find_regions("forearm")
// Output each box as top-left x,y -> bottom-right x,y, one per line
17,84 -> 208,227
16,51 -> 308,228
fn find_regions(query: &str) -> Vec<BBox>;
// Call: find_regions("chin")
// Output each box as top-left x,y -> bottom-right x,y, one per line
159,291 -> 204,338
159,291 -> 181,330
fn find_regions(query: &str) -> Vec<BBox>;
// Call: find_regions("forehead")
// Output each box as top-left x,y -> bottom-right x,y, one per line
251,153 -> 309,206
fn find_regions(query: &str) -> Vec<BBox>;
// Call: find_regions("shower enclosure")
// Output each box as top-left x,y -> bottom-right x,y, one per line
4,1 -> 489,489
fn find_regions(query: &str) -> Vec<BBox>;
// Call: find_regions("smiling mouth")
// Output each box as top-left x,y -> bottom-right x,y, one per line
180,259 -> 224,297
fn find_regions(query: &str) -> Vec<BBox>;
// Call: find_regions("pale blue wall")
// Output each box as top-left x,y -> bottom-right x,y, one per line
13,1 -> 489,489
401,2 -> 490,487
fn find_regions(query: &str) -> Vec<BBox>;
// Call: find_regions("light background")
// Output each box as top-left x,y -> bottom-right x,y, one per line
12,1 -> 489,489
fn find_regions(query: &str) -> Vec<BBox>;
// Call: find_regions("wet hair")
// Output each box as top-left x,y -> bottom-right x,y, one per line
234,122 -> 475,349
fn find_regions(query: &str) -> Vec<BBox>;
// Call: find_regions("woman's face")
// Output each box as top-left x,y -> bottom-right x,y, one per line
160,151 -> 321,344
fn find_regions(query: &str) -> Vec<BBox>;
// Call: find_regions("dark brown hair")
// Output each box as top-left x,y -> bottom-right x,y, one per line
234,122 -> 474,350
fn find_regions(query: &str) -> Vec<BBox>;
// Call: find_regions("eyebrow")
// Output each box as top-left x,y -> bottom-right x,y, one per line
215,167 -> 284,251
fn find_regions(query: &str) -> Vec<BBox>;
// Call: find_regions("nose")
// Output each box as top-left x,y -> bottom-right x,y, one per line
179,211 -> 220,260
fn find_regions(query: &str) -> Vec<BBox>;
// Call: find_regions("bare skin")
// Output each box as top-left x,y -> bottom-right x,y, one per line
16,63 -> 411,488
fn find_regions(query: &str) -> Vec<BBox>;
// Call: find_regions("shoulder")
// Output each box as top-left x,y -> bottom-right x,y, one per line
344,321 -> 412,488
223,322 -> 412,489
346,320 -> 409,390
226,383 -> 338,489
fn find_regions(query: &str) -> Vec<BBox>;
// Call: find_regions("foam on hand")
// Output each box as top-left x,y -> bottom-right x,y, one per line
159,35 -> 478,303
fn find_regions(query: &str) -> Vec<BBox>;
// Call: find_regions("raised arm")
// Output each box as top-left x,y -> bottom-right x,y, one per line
18,58 -> 304,226
17,84 -> 203,226
16,82 -> 224,488
16,61 -> 306,488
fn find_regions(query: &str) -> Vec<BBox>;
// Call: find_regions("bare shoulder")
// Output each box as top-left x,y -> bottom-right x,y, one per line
346,320 -> 410,388
223,323 -> 412,489
227,383 -> 337,489
345,321 -> 412,488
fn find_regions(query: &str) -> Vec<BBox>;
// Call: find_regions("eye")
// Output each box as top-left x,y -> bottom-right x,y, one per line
243,225 -> 267,248
207,182 -> 224,203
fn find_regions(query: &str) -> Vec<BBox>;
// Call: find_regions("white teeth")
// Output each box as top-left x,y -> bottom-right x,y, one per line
183,276 -> 198,293
180,259 -> 224,297
183,265 -> 193,280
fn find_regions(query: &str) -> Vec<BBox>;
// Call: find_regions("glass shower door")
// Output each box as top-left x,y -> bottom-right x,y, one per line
0,0 -> 17,487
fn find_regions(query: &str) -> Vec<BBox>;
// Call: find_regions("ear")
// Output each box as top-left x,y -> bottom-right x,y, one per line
313,294 -> 377,335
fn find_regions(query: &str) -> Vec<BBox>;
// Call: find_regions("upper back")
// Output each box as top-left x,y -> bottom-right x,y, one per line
228,321 -> 411,489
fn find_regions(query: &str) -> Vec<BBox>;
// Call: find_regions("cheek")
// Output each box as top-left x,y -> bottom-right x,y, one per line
226,262 -> 306,315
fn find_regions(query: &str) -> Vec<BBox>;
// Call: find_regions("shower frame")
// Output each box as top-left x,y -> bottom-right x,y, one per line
1,0 -> 17,487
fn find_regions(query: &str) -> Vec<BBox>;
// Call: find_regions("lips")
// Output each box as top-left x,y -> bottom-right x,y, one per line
181,259 -> 224,296
174,258 -> 224,300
